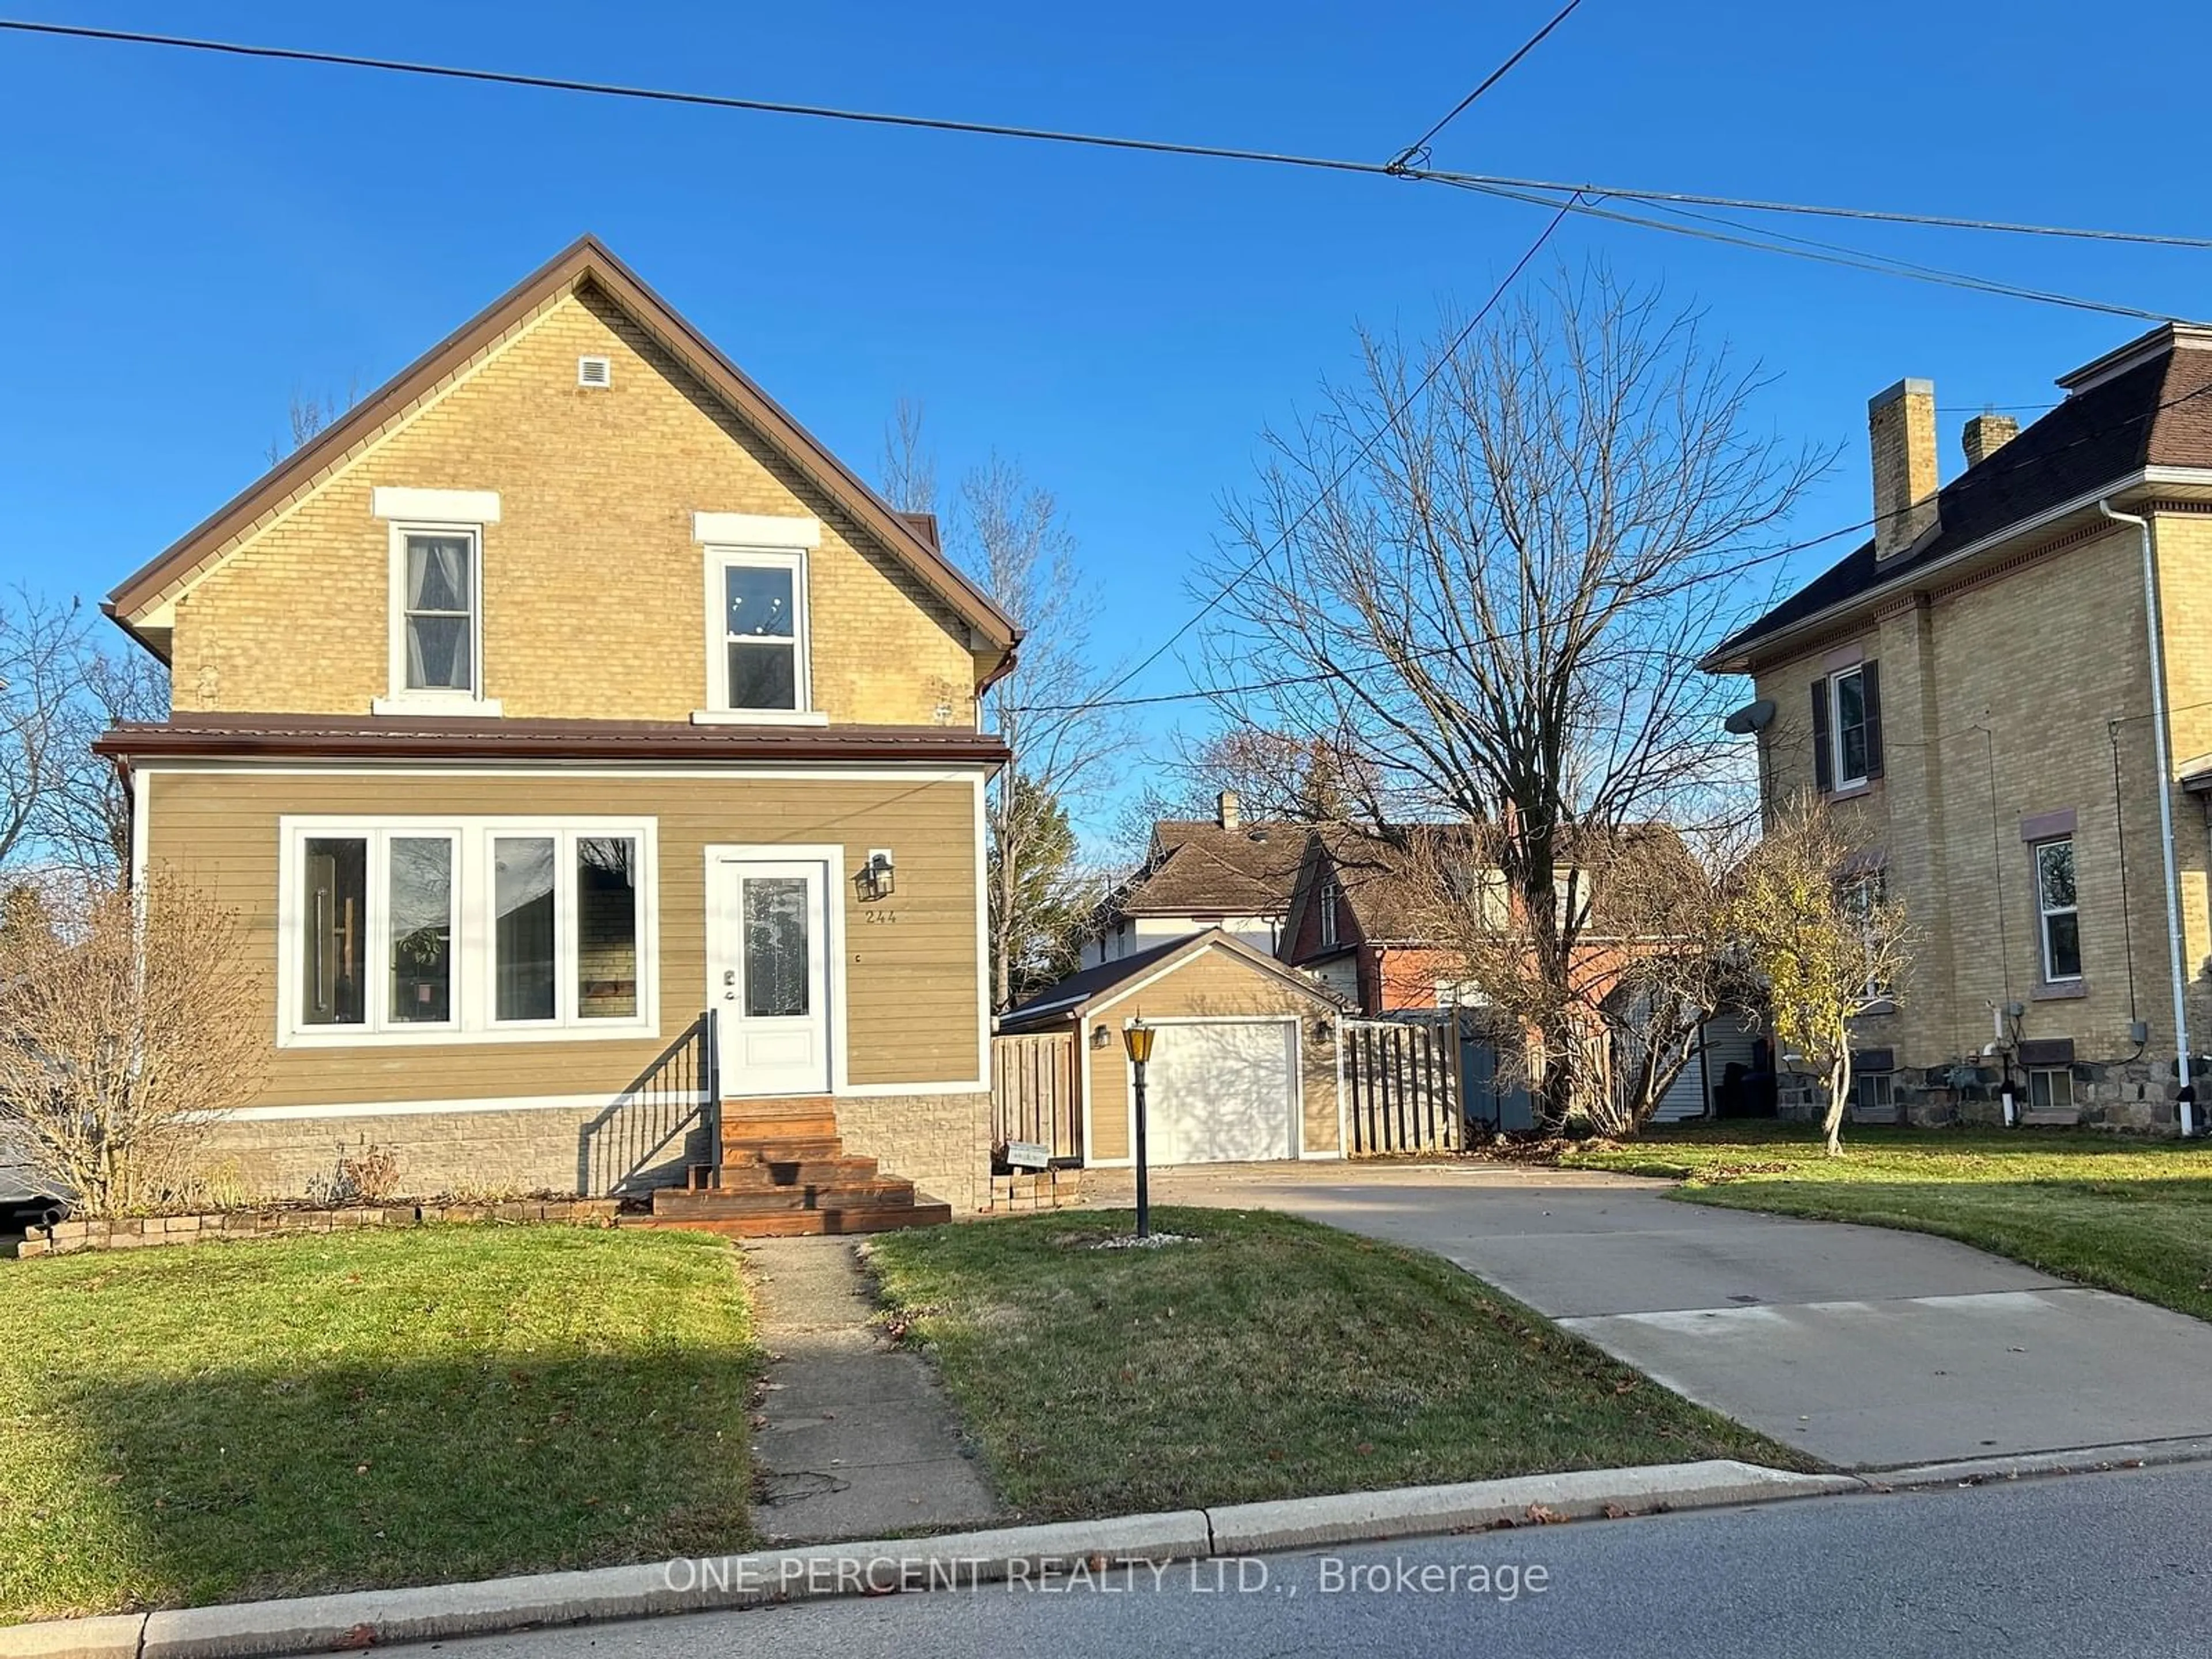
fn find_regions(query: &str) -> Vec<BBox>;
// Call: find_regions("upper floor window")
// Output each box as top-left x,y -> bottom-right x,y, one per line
370,487 -> 502,717
401,531 -> 477,693
1319,877 -> 1340,949
1812,661 -> 1883,793
2035,836 -> 2081,982
719,551 -> 806,713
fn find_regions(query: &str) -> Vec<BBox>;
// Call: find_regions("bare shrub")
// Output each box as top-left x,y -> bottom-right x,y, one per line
0,873 -> 268,1217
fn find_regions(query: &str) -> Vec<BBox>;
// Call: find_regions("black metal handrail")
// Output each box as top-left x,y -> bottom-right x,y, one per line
577,1010 -> 721,1197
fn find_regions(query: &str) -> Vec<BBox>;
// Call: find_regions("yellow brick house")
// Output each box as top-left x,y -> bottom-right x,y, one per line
1706,327 -> 2212,1135
96,236 -> 1021,1224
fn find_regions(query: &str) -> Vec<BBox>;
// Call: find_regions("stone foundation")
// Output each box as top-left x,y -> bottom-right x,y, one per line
831,1090 -> 993,1214
1774,1060 -> 2185,1133
195,1102 -> 703,1203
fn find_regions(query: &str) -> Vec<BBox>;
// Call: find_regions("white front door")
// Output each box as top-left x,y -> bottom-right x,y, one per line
709,857 -> 832,1096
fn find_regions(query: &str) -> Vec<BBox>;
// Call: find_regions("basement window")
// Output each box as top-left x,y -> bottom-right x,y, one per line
2028,1067 -> 2075,1112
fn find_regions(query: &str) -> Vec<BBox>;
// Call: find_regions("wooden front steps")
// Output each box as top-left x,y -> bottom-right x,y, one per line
629,1096 -> 950,1238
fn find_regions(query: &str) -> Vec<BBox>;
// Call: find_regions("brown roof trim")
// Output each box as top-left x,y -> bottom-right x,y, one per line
94,715 -> 1010,767
105,235 -> 1020,657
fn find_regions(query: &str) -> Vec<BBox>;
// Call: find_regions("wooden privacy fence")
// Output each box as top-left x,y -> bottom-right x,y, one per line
1343,1018 -> 1462,1156
991,1031 -> 1083,1162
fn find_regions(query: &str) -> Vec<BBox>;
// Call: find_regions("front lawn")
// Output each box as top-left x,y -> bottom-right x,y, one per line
1555,1123 -> 2212,1323
0,1227 -> 760,1625
866,1207 -> 1810,1521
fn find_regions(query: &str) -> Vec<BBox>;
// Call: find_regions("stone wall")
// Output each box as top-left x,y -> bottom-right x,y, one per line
833,1091 -> 993,1215
18,1198 -> 619,1257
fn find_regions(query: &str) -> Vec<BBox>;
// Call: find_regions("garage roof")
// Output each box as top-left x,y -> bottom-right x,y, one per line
998,926 -> 1346,1032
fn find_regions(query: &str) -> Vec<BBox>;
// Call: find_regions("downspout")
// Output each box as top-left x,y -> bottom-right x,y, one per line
2099,499 -> 2198,1137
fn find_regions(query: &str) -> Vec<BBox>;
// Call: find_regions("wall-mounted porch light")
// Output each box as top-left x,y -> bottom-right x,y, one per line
860,848 -> 896,901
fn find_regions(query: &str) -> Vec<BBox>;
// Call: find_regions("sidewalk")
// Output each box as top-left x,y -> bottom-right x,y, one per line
743,1237 -> 1001,1543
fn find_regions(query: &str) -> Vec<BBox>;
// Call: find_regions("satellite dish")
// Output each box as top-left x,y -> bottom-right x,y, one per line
1723,698 -> 1777,736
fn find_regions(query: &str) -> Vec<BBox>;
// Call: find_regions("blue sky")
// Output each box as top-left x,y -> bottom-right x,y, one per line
3,1 -> 2205,771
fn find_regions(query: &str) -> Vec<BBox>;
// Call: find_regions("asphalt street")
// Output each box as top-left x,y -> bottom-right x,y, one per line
377,1462 -> 2212,1659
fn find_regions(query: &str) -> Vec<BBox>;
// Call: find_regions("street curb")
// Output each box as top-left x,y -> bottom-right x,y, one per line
1207,1459 -> 1861,1553
0,1460 -> 1844,1659
1872,1437 -> 2212,1490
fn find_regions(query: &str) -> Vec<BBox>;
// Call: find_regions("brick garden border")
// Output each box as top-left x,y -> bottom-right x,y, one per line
17,1198 -> 620,1257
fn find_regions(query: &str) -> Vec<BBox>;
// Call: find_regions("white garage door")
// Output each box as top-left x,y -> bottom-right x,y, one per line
1144,1020 -> 1298,1164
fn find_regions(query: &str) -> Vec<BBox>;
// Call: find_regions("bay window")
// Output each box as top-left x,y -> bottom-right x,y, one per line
283,819 -> 653,1043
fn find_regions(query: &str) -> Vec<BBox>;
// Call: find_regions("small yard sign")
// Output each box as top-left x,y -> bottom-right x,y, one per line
1005,1140 -> 1052,1172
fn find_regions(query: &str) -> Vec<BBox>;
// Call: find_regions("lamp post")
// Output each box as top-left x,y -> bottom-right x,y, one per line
1123,1018 -> 1156,1239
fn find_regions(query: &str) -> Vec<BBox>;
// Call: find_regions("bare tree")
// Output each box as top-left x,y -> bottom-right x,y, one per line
1728,794 -> 1911,1155
1199,263 -> 1822,1122
0,872 -> 268,1216
880,404 -> 1128,1007
1,588 -> 168,880
880,396 -> 938,518
266,378 -> 362,468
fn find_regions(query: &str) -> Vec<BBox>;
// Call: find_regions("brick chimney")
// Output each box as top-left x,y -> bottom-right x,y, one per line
1870,378 -> 1939,559
1960,411 -> 2020,468
1217,790 -> 1241,831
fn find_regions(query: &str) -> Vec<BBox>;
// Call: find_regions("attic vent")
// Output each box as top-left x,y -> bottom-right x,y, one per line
577,355 -> 612,389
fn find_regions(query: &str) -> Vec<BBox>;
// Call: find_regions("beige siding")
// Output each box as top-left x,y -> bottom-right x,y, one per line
1080,948 -> 1341,1161
167,289 -> 978,725
146,766 -> 983,1105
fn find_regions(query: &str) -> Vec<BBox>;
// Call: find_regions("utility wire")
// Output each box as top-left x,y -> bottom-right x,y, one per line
1387,0 -> 1585,171
1446,178 -> 2187,324
1020,372 -> 2212,714
6,17 -> 2212,254
1064,194 -> 1580,717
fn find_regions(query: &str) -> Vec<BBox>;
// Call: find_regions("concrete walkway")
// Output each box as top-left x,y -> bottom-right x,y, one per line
742,1237 -> 1002,1542
1088,1162 -> 2212,1470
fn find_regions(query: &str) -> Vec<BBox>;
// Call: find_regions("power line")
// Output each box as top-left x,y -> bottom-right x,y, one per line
1445,178 -> 2187,324
1062,194 -> 1581,717
1021,372 -> 2212,715
6,17 -> 2212,256
1388,0 -> 1586,171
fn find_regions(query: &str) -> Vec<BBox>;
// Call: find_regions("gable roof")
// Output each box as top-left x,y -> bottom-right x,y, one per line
1285,819 -> 1692,952
104,235 -> 1020,661
997,926 -> 1344,1031
1111,819 -> 1308,917
1708,327 -> 2212,670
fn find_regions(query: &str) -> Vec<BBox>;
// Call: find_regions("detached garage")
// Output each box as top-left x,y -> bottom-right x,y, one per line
997,929 -> 1347,1166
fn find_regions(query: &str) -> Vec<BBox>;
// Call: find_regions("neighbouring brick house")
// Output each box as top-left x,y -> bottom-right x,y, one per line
95,236 -> 1023,1225
1706,324 -> 2212,1134
1081,791 -> 1304,967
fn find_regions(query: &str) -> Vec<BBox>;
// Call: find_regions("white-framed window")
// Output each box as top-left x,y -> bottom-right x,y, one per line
1319,877 -> 1340,949
706,548 -> 809,716
281,817 -> 656,1044
1828,665 -> 1870,788
2028,1066 -> 2074,1111
2035,836 -> 2081,982
1842,870 -> 1891,1002
376,521 -> 503,715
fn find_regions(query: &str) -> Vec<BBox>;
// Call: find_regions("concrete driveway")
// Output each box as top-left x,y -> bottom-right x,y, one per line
1088,1161 -> 2212,1470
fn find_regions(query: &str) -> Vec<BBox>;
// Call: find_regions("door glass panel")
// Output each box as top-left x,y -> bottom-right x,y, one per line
743,876 -> 810,1018
388,836 -> 453,1024
494,836 -> 558,1021
576,836 -> 639,1019
301,836 -> 368,1025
